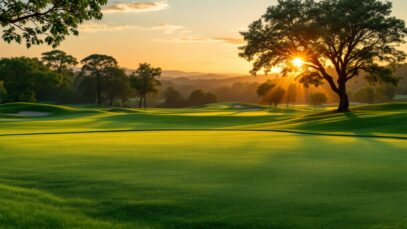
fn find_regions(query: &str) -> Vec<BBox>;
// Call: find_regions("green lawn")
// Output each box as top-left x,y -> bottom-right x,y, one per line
0,103 -> 406,228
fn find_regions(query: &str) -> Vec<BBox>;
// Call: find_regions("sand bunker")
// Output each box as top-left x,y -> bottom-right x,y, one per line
12,111 -> 50,117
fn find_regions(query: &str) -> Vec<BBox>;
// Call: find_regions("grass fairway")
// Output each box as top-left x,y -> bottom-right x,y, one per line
0,103 -> 406,228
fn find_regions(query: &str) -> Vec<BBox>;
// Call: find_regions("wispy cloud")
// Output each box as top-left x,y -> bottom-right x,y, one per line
103,0 -> 169,13
150,24 -> 184,34
175,36 -> 244,46
80,22 -> 183,34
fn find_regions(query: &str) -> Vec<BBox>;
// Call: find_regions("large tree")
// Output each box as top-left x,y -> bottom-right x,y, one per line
81,54 -> 118,106
240,0 -> 407,112
0,0 -> 107,47
130,63 -> 161,109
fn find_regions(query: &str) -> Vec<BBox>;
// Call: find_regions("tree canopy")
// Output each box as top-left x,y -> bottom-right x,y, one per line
81,54 -> 118,106
240,0 -> 407,112
309,92 -> 328,109
130,63 -> 162,109
41,50 -> 78,74
0,57 -> 59,102
0,0 -> 107,47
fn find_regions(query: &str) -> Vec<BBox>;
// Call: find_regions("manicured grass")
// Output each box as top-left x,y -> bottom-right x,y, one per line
0,103 -> 406,228
0,102 -> 406,137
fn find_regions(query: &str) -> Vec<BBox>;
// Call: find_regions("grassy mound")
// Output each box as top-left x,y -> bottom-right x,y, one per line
253,103 -> 407,136
0,103 -> 101,117
196,102 -> 267,111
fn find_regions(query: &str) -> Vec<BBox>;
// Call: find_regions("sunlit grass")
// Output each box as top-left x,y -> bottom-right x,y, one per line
0,102 -> 406,228
0,131 -> 406,228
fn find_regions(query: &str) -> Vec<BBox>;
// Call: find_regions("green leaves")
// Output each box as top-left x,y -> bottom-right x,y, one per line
0,0 -> 107,47
41,50 -> 78,74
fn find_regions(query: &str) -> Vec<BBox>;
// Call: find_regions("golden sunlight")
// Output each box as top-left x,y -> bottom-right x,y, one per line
292,57 -> 304,68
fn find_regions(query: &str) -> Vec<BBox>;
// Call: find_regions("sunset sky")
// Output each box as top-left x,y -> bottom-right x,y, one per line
1,0 -> 407,74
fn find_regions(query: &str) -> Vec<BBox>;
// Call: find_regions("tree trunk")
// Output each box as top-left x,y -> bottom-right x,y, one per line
109,97 -> 114,107
143,94 -> 147,109
337,83 -> 350,112
138,96 -> 143,108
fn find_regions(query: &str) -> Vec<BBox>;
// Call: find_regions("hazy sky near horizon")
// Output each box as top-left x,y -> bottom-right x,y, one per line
1,0 -> 407,74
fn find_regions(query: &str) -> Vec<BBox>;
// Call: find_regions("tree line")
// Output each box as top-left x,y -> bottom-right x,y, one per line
0,51 -> 399,109
0,51 -> 161,108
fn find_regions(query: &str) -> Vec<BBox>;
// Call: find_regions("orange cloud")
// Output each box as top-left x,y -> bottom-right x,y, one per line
103,0 -> 169,13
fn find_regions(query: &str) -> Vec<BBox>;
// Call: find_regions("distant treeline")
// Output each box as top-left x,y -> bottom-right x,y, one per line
0,51 -> 406,108
0,51 -> 162,108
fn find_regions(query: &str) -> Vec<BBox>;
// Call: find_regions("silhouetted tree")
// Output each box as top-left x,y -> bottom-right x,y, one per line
187,90 -> 206,106
104,67 -> 132,106
269,87 -> 286,111
240,0 -> 407,112
286,84 -> 297,108
130,63 -> 162,108
0,0 -> 107,47
257,81 -> 275,106
81,54 -> 118,105
163,87 -> 185,108
186,90 -> 218,107
309,92 -> 328,111
204,92 -> 218,104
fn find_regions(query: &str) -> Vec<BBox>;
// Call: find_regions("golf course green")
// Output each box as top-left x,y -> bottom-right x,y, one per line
0,102 -> 406,228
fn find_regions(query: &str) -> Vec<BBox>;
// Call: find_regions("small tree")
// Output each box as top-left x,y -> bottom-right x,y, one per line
187,90 -> 206,107
309,92 -> 328,111
0,0 -> 107,48
81,54 -> 118,106
204,92 -> 218,104
186,90 -> 218,107
269,87 -> 286,111
130,63 -> 162,109
163,87 -> 185,108
257,81 -> 275,107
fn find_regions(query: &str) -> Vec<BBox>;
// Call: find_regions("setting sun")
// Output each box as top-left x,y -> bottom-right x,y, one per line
292,57 -> 305,68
